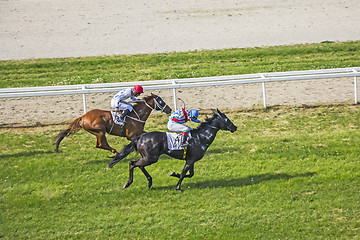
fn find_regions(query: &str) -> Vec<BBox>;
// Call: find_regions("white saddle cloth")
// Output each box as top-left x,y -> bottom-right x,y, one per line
166,132 -> 183,150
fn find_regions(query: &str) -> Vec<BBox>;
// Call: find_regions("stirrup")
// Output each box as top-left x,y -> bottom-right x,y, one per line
181,142 -> 189,147
181,137 -> 188,147
120,109 -> 130,121
115,112 -> 126,125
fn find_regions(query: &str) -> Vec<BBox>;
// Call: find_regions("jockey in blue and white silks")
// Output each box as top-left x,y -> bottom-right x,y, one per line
167,108 -> 201,146
110,85 -> 143,121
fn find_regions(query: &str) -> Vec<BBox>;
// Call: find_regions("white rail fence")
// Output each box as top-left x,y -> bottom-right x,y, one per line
1,67 -> 359,112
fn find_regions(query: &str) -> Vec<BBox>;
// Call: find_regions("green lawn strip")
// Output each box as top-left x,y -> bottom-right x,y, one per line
1,41 -> 360,88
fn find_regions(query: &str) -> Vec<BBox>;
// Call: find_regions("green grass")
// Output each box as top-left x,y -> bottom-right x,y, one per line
0,40 -> 360,88
1,104 -> 359,239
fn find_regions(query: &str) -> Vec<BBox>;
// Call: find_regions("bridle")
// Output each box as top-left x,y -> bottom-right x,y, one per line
144,96 -> 168,113
208,113 -> 225,130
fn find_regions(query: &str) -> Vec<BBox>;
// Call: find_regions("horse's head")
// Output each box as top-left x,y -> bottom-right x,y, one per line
213,109 -> 237,133
150,93 -> 172,114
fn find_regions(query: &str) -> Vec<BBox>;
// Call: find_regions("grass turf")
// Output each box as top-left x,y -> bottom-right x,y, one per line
1,104 -> 359,239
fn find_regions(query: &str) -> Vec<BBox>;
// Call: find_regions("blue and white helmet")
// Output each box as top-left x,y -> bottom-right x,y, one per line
189,109 -> 200,123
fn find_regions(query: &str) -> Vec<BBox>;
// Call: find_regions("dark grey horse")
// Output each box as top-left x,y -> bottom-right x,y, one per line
108,109 -> 237,191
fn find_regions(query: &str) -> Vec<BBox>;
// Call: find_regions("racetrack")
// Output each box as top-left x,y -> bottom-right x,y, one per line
1,0 -> 359,124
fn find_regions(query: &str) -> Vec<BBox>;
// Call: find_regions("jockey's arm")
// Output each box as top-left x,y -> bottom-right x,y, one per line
130,99 -> 143,103
130,94 -> 141,102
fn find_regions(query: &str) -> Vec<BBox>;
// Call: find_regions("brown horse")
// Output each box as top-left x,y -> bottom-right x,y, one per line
54,93 -> 172,154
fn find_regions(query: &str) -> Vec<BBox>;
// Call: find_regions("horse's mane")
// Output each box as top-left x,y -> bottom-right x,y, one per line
191,114 -> 218,133
132,95 -> 153,108
142,95 -> 153,101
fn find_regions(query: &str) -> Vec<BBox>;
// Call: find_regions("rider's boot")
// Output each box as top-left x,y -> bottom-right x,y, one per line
120,109 -> 130,121
181,131 -> 189,147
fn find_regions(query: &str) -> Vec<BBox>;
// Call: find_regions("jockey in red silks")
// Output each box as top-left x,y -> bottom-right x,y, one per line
111,85 -> 144,121
167,108 -> 201,147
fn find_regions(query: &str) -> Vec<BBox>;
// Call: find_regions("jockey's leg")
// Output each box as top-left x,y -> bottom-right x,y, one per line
117,103 -> 133,121
167,121 -> 191,133
120,109 -> 130,121
181,130 -> 189,147
167,121 -> 192,146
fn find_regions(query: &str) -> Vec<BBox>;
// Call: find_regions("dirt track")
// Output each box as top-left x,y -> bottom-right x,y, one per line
1,0 -> 359,124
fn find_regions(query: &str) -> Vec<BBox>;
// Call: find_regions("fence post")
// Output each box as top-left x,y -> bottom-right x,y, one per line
82,85 -> 87,113
355,76 -> 358,104
172,80 -> 177,110
353,69 -> 358,104
260,74 -> 267,108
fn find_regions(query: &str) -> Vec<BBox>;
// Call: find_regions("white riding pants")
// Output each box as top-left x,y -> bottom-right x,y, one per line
167,121 -> 192,133
111,99 -> 133,111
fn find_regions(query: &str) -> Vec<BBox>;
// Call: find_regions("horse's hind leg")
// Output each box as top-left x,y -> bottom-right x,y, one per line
88,130 -> 117,154
97,131 -> 117,154
139,166 -> 152,188
123,160 -> 137,189
123,157 -> 156,189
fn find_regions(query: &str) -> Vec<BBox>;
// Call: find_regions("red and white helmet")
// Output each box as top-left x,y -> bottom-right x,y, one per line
133,85 -> 144,94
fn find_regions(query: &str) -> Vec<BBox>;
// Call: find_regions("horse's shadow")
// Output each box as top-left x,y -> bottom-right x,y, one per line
152,172 -> 316,190
0,150 -> 54,159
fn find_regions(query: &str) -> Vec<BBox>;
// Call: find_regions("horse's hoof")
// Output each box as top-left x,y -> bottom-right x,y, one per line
108,162 -> 114,168
123,182 -> 131,189
175,186 -> 182,192
170,172 -> 179,178
148,181 -> 152,189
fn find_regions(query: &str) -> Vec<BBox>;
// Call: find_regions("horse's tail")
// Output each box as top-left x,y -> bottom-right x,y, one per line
54,117 -> 82,152
108,136 -> 139,168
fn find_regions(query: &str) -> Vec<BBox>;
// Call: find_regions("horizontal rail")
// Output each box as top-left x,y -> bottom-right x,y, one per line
1,67 -> 359,112
1,67 -> 359,98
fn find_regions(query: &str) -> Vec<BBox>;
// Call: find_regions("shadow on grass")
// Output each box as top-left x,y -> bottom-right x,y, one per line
0,150 -> 54,159
152,172 -> 316,191
81,155 -> 140,165
0,121 -> 69,129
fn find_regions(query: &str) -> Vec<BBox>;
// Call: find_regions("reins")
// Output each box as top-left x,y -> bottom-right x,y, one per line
208,125 -> 220,130
126,109 -> 146,123
125,96 -> 168,124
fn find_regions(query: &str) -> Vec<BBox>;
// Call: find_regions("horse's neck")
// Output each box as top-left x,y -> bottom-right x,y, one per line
195,124 -> 220,146
132,101 -> 152,120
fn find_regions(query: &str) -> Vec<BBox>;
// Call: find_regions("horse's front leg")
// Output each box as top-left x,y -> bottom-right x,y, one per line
170,164 -> 194,179
123,161 -> 136,189
174,163 -> 194,191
